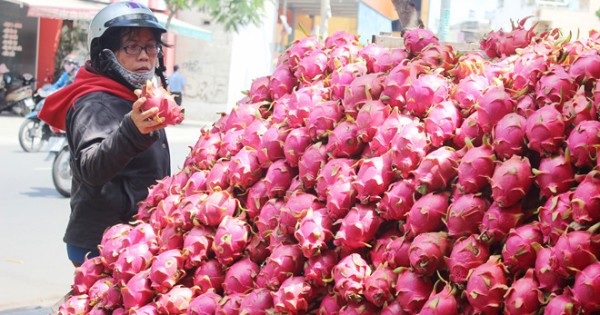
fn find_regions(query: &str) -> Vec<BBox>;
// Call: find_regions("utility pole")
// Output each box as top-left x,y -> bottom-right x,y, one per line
438,0 -> 451,41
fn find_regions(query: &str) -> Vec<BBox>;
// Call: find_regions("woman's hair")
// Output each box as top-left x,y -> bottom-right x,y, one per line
89,27 -> 170,89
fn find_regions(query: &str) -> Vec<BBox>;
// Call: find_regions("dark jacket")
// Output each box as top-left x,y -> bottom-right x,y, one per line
64,91 -> 170,249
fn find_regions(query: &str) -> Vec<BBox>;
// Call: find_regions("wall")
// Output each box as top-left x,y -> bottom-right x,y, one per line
357,2 -> 393,45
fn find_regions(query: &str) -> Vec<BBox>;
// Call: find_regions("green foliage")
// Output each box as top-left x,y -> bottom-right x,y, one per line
596,7 -> 600,21
164,0 -> 268,32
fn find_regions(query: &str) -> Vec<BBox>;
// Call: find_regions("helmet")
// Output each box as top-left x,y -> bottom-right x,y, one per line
63,54 -> 79,66
87,1 -> 166,50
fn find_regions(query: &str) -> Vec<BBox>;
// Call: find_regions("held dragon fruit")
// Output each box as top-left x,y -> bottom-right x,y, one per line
58,24 -> 600,315
140,80 -> 184,125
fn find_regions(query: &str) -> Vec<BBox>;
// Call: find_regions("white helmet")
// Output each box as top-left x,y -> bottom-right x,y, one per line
87,1 -> 166,50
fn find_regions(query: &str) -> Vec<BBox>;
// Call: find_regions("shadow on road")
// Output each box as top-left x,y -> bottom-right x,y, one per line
20,187 -> 67,199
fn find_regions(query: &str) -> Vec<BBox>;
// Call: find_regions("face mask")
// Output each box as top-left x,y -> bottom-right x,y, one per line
102,49 -> 155,89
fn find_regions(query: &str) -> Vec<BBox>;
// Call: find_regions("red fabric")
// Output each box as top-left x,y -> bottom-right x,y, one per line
39,66 -> 137,131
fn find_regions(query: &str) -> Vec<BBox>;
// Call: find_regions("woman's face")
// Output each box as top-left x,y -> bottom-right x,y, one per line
115,27 -> 159,73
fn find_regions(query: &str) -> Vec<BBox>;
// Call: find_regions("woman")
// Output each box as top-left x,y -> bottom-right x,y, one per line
39,1 -> 171,266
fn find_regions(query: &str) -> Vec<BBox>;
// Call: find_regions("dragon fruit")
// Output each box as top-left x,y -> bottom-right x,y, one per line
194,190 -> 238,227
149,249 -> 185,294
492,112 -> 527,160
192,259 -> 224,294
502,223 -> 543,273
73,256 -> 106,295
304,250 -> 338,287
453,75 -> 489,113
228,146 -> 262,190
404,28 -> 439,56
332,253 -> 372,302
453,112 -> 484,149
571,170 -> 600,224
342,73 -> 385,116
380,64 -> 413,108
405,72 -> 449,118
408,231 -> 451,276
353,154 -> 394,203
446,234 -> 490,284
272,276 -> 312,314
543,290 -> 580,315
334,204 -> 383,252
535,247 -> 566,294
156,285 -> 196,314
279,191 -> 323,235
525,105 -> 566,155
412,146 -> 459,194
418,284 -> 459,315
315,158 -> 356,199
424,100 -> 462,147
327,44 -> 360,72
268,65 -> 297,100
356,100 -> 390,143
257,124 -> 290,168
363,263 -> 396,307
330,61 -> 368,101
113,243 -> 153,285
404,192 -> 449,237
479,202 -> 525,244
295,49 -> 328,84
140,80 -> 184,125
388,120 -> 429,178
263,159 -> 297,199
456,143 -> 495,194
562,86 -> 596,127
256,244 -> 305,291
238,288 -> 274,314
533,154 -> 575,198
394,267 -> 434,313
184,130 -> 221,170
377,179 -> 416,221
88,276 -> 121,309
571,262 -> 600,313
326,119 -> 366,158
317,293 -> 344,314
369,229 -> 411,269
215,293 -> 244,315
283,127 -> 312,167
297,142 -> 328,190
326,176 -> 357,220
294,208 -> 333,257
566,120 -> 600,167
504,269 -> 544,315
99,224 -> 133,270
465,256 -> 508,314
538,191 -> 574,245
121,269 -> 154,309
535,65 -> 576,106
490,155 -> 533,208
212,216 -> 249,266
446,194 -> 490,239
222,257 -> 259,295
58,294 -> 91,315
552,229 -> 600,278
306,100 -> 343,141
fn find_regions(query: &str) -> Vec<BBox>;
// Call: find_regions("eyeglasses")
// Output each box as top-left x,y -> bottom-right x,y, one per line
121,44 -> 161,56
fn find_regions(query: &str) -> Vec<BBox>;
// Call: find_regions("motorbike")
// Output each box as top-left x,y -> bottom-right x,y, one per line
18,87 -> 62,152
47,135 -> 71,198
0,64 -> 36,116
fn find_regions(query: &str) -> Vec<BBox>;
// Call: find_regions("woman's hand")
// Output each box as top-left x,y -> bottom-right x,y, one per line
131,90 -> 166,134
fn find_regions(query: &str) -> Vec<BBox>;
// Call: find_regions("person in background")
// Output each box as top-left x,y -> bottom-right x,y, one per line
39,1 -> 171,267
168,64 -> 186,106
48,54 -> 80,92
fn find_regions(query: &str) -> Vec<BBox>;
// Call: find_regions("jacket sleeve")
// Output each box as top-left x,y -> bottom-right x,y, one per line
67,93 -> 160,187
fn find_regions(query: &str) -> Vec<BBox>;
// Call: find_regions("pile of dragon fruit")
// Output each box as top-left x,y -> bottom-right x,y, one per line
59,20 -> 600,315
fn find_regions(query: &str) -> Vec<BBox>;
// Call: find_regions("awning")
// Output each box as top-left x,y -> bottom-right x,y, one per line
7,0 -> 212,41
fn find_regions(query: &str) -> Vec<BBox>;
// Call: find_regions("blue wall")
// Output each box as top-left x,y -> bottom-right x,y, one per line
357,2 -> 393,45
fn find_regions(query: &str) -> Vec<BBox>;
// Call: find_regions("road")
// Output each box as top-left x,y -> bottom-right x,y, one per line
0,112 -> 210,314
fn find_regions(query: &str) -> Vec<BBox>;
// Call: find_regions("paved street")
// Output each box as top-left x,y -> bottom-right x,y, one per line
0,112 -> 211,314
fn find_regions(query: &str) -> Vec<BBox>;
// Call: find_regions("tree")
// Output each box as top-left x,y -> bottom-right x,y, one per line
596,7 -> 600,21
163,0 -> 268,32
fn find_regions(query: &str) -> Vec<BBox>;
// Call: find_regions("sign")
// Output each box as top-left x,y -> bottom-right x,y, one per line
0,1 -> 37,77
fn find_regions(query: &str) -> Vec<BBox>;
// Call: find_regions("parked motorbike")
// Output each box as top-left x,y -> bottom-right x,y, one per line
47,135 -> 71,198
18,87 -> 62,152
0,64 -> 36,116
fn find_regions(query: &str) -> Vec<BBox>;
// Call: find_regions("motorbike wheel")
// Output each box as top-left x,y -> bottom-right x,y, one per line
18,118 -> 46,152
52,146 -> 72,198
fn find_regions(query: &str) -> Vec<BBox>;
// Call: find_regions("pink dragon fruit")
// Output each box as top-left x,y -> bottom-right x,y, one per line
182,225 -> 214,269
377,178 -> 416,221
413,146 -> 459,194
404,192 -> 449,238
156,285 -> 196,315
113,243 -> 153,285
566,120 -> 600,167
453,112 -> 484,149
502,223 -> 543,273
543,290 -> 580,315
536,65 -> 576,106
569,48 -> 600,82
535,246 -> 567,294
257,124 -> 290,168
363,263 -> 396,307
370,231 -> 411,269
356,100 -> 391,143
456,143 -> 496,194
446,194 -> 490,239
418,43 -> 458,73
222,257 -> 259,295
515,94 -> 537,118
205,160 -> 231,191
129,303 -> 158,315
490,155 -> 533,208
294,208 -> 333,258
465,256 -> 508,314
247,75 -> 271,103
533,153 -> 575,198
450,52 -> 485,80
327,44 -> 361,72
88,276 -> 122,309
264,159 -> 297,199
408,231 -> 451,276
99,224 -> 133,270
510,51 -> 548,92
404,28 -> 439,56
297,142 -> 327,190
334,204 -> 383,252
394,267 -> 434,313
317,293 -> 344,314
480,17 -> 536,58
366,108 -> 415,156
272,276 -> 312,314
453,75 -> 490,113
157,224 -> 183,253
73,256 -> 106,295
228,146 -> 262,190
286,36 -> 323,70
525,105 -> 566,155
238,288 -> 275,314
388,120 -> 429,178
256,244 -> 305,291
424,100 -> 462,147
149,249 -> 185,294
332,253 -> 372,302
477,84 -> 515,133
139,80 -> 184,125
283,127 -> 311,167
357,43 -> 387,73
326,119 -> 366,158
504,269 -> 544,314
479,202 -> 525,244
405,72 -> 449,118
58,294 -> 91,315
446,234 -> 490,284
254,198 -> 283,239
194,190 -> 238,227
538,191 -> 574,245
380,299 -> 406,315
184,130 -> 221,170
324,30 -> 359,49
268,65 -> 297,100
192,259 -> 225,294
342,73 -> 385,116
418,284 -> 459,315
279,190 -> 323,235
338,301 -> 380,314
571,262 -> 600,313
492,112 -> 527,160
315,158 -> 357,199
330,61 -> 368,100
562,86 -> 597,128
215,293 -> 244,315
353,154 -> 394,203
244,179 -> 269,220
212,216 -> 249,266
304,250 -> 338,287
326,176 -> 357,220
552,229 -> 600,278
306,100 -> 343,141
572,170 -> 600,224
295,49 -> 329,84
121,269 -> 154,309
287,85 -> 326,127
380,64 -> 414,108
